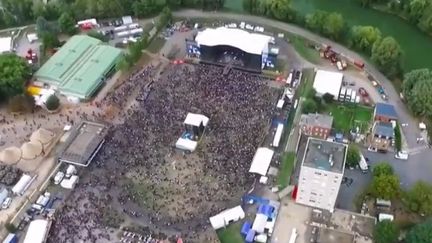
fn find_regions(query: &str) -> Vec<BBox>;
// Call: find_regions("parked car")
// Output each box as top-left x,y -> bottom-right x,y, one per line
358,88 -> 368,97
54,171 -> 65,185
2,197 -> 11,209
395,151 -> 409,160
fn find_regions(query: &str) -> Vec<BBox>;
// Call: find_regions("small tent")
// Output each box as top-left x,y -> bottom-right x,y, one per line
21,141 -> 43,160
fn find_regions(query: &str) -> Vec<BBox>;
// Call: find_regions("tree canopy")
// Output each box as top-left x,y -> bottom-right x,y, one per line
58,12 -> 77,35
373,220 -> 399,243
403,68 -> 432,117
302,99 -> 318,114
373,162 -> 394,177
406,220 -> 432,243
0,54 -> 31,102
45,94 -> 60,111
371,36 -> 403,78
404,181 -> 432,216
350,25 -> 382,52
346,145 -> 361,168
370,174 -> 400,199
306,10 -> 345,40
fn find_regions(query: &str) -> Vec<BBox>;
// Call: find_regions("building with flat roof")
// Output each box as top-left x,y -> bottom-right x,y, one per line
369,121 -> 394,152
34,35 -> 122,100
296,138 -> 347,212
374,102 -> 398,122
313,70 -> 343,100
58,121 -> 107,167
299,113 -> 333,139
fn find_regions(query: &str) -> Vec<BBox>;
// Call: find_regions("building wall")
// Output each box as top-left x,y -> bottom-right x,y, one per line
296,166 -> 343,212
301,125 -> 331,139
369,135 -> 391,151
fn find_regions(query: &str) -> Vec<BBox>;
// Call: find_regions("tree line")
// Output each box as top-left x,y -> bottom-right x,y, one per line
358,0 -> 432,36
0,0 -> 225,29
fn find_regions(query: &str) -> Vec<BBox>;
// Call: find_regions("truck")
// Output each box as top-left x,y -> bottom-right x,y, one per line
359,153 -> 369,173
65,165 -> 77,178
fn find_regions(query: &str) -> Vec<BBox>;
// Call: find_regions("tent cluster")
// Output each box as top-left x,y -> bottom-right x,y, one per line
0,128 -> 55,164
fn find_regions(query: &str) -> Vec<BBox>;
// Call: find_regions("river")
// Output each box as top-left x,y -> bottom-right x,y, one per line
226,0 -> 432,71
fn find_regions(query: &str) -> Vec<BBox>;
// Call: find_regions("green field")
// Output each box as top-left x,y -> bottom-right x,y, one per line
323,103 -> 373,133
291,36 -> 321,64
217,222 -> 244,243
276,152 -> 296,189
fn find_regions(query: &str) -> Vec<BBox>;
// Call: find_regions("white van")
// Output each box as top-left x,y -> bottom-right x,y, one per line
378,213 -> 394,222
359,153 -> 368,173
395,151 -> 408,160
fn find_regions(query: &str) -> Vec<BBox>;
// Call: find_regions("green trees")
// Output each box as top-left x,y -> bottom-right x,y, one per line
306,11 -> 345,40
350,25 -> 382,52
370,162 -> 400,200
403,181 -> 432,216
373,220 -> 399,243
371,36 -> 403,78
346,145 -> 361,168
403,69 -> 432,117
406,220 -> 432,243
0,54 -> 31,102
301,98 -> 318,114
58,13 -> 77,35
269,0 -> 292,20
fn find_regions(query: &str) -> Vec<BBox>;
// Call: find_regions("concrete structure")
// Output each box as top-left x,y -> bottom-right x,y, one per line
0,37 -> 12,53
299,113 -> 333,139
374,103 -> 398,122
58,121 -> 107,167
313,70 -> 343,100
296,138 -> 347,212
369,122 -> 394,152
34,35 -> 122,100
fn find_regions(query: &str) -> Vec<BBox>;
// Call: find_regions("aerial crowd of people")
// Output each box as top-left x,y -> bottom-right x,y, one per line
48,63 -> 279,242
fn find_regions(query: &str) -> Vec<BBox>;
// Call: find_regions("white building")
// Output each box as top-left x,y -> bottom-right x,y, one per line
313,70 -> 344,100
0,37 -> 12,53
23,219 -> 50,243
296,138 -> 347,212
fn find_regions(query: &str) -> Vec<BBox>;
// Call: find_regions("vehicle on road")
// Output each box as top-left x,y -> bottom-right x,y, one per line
359,153 -> 369,173
395,151 -> 409,160
378,213 -> 394,222
358,87 -> 368,97
53,171 -> 65,185
2,197 -> 11,209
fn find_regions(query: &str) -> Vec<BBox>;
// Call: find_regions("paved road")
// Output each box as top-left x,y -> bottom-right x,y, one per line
172,10 -> 432,186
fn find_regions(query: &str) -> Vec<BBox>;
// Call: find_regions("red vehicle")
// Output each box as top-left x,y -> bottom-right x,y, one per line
358,87 -> 368,97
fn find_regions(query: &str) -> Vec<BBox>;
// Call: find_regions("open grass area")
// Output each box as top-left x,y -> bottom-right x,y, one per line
147,37 -> 166,53
217,222 -> 244,243
277,152 -> 296,189
291,36 -> 321,64
323,103 -> 372,133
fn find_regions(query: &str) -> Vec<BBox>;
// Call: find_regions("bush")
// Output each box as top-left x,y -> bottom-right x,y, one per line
394,123 -> 402,152
5,223 -> 17,233
45,94 -> 60,111
322,93 -> 334,103
346,145 -> 361,168
302,98 -> 318,113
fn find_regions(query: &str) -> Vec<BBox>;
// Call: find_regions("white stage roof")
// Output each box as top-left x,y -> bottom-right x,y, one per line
209,205 -> 245,230
184,113 -> 209,127
195,27 -> 272,55
249,147 -> 274,176
23,219 -> 49,243
0,37 -> 11,53
313,70 -> 343,99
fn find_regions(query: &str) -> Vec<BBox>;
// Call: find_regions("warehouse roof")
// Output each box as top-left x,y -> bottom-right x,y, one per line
313,70 -> 343,99
35,35 -> 122,99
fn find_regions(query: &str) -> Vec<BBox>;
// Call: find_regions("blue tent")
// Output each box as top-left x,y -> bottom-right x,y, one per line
258,204 -> 275,218
241,221 -> 252,236
245,230 -> 256,243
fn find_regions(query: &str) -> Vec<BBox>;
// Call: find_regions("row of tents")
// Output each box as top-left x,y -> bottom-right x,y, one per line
0,128 -> 55,164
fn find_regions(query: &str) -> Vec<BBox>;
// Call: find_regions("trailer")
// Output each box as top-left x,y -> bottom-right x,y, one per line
130,28 -> 143,35
12,174 -> 33,196
114,25 -> 128,32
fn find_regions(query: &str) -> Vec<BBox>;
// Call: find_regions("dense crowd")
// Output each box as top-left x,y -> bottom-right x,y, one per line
48,63 -> 278,242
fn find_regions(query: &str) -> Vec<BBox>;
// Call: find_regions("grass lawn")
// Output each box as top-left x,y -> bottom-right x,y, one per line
147,37 -> 166,53
298,68 -> 315,98
217,222 -> 244,243
224,0 -> 244,12
277,152 -> 296,189
323,103 -> 372,133
291,36 -> 321,64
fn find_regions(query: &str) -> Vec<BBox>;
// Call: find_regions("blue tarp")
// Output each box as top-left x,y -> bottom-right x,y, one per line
241,221 -> 252,236
258,204 -> 275,218
245,229 -> 256,243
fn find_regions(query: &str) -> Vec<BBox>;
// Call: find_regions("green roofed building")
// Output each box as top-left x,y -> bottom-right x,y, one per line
35,35 -> 122,100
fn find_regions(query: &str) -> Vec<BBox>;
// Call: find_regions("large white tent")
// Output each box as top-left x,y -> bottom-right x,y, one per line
30,128 -> 54,145
252,213 -> 268,234
313,70 -> 343,100
184,113 -> 209,127
209,205 -> 245,230
249,148 -> 274,176
21,141 -> 43,160
23,219 -> 50,243
0,146 -> 22,164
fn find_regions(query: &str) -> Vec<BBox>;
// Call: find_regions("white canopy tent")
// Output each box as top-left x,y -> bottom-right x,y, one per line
184,113 -> 209,127
249,148 -> 274,176
195,27 -> 272,55
209,206 -> 245,230
175,138 -> 198,152
12,174 -> 32,195
0,37 -> 12,53
272,124 -> 284,148
60,175 -> 79,189
23,219 -> 49,243
252,213 -> 268,234
313,70 -> 343,100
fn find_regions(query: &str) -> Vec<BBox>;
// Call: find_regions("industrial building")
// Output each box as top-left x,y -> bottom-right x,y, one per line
313,70 -> 344,100
58,121 -> 107,167
296,137 -> 347,212
34,35 -> 122,100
